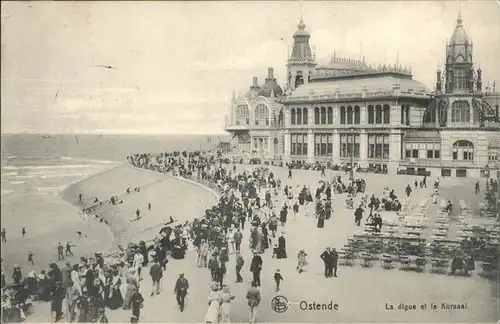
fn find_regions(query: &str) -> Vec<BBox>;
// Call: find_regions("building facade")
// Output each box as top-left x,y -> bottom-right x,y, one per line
224,68 -> 285,160
224,14 -> 500,177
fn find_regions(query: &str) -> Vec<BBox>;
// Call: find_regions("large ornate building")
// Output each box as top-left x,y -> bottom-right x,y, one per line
224,14 -> 499,178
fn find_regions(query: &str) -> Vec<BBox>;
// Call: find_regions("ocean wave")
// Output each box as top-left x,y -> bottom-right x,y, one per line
2,180 -> 27,185
3,185 -> 69,197
2,164 -> 107,171
12,173 -> 90,180
1,171 -> 18,176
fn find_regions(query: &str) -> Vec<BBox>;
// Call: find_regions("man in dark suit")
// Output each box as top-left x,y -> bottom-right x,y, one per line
320,247 -> 333,278
174,273 -> 189,312
250,251 -> 263,286
330,248 -> 339,278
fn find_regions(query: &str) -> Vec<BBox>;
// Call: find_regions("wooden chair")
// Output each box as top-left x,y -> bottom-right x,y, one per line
415,257 -> 427,272
361,252 -> 373,268
381,254 -> 394,269
399,256 -> 410,270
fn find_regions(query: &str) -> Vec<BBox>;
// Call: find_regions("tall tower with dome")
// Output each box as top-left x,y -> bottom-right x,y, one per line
286,18 -> 317,91
422,11 -> 500,178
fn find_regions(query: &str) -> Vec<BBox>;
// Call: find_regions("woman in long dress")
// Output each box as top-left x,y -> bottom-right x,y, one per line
317,209 -> 325,228
71,265 -> 83,294
204,283 -> 221,324
254,229 -> 263,254
122,269 -> 139,310
219,285 -> 235,323
106,270 -> 123,310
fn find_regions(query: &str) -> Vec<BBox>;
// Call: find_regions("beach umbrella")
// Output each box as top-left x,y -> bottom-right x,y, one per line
159,226 -> 172,236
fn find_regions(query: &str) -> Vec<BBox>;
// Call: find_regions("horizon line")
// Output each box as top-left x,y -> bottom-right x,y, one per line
1,132 -> 230,136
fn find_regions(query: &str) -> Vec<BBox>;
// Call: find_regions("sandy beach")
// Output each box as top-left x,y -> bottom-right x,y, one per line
17,163 -> 500,323
1,164 -> 217,281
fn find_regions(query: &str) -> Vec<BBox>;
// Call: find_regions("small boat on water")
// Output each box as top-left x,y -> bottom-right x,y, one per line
41,134 -> 55,139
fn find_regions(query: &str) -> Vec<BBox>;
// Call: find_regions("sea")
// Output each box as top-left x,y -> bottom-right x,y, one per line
0,133 -> 226,271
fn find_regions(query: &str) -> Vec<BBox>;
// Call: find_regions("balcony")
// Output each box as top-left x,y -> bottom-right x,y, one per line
399,158 -> 442,167
399,158 -> 479,168
225,117 -> 250,131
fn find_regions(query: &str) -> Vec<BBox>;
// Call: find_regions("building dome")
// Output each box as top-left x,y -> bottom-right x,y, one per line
449,13 -> 469,45
294,18 -> 310,37
259,67 -> 283,97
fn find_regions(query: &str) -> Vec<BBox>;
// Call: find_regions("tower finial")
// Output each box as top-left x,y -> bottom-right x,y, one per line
457,0 -> 463,26
300,0 -> 304,21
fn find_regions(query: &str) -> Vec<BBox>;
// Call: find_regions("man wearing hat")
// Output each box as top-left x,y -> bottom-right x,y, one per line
320,247 -> 334,278
174,273 -> 189,312
249,251 -> 263,287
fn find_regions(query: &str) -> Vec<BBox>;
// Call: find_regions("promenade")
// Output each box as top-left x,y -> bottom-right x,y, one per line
28,165 -> 499,323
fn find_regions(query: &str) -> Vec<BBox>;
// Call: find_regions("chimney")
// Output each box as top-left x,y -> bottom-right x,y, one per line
252,77 -> 258,87
268,67 -> 274,79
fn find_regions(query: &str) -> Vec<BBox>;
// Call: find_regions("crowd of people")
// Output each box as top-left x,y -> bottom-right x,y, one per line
2,147 -> 477,324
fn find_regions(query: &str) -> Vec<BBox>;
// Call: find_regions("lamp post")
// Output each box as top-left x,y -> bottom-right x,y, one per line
349,127 -> 354,181
485,164 -> 490,193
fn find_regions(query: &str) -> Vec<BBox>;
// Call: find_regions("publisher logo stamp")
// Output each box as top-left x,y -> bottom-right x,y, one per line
271,295 -> 289,313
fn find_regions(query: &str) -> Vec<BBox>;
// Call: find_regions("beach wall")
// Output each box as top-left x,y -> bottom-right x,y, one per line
62,165 -> 219,249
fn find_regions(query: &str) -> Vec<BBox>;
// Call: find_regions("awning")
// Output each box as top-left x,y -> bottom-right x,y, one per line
404,130 -> 441,143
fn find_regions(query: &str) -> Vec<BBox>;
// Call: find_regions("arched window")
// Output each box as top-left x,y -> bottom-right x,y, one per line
340,106 -> 346,124
314,107 -> 320,124
291,108 -> 296,125
296,108 -> 302,125
236,104 -> 250,125
255,104 -> 268,126
321,107 -> 326,124
354,106 -> 360,124
375,105 -> 382,124
452,140 -> 474,161
278,110 -> 283,126
383,104 -> 390,124
405,105 -> 410,125
400,104 -> 405,124
327,107 -> 333,124
451,101 -> 470,123
303,108 -> 308,125
368,105 -> 374,124
347,106 -> 353,124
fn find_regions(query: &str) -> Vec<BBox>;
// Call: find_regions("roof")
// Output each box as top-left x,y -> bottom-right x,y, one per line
259,67 -> 283,98
449,13 -> 469,45
288,74 -> 430,99
317,57 -> 374,72
404,131 -> 441,142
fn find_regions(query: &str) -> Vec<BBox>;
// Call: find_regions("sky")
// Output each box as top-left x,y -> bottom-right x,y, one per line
1,1 -> 500,135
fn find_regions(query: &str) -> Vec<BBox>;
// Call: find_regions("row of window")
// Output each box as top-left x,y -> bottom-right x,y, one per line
405,143 -> 441,159
290,108 -> 309,125
290,105 -> 392,125
290,133 -> 391,159
405,140 -> 476,161
367,134 -> 390,159
235,118 -> 270,126
253,137 -> 269,150
290,134 -> 308,156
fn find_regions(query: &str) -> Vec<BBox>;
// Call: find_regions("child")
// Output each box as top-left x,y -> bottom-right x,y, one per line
274,269 -> 283,292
